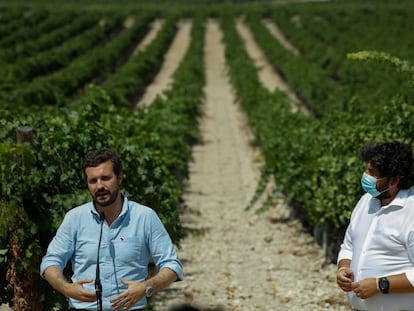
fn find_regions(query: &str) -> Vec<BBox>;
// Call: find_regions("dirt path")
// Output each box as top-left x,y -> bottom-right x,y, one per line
151,19 -> 349,311
262,19 -> 299,56
136,20 -> 192,107
133,19 -> 164,54
235,17 -> 307,115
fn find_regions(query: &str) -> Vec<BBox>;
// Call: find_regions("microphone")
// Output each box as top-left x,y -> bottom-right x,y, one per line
95,212 -> 105,311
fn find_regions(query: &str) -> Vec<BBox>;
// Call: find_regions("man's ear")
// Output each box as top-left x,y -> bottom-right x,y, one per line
390,176 -> 400,187
117,172 -> 123,185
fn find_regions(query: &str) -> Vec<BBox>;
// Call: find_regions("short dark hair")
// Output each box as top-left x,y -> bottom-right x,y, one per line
82,148 -> 123,179
359,141 -> 414,189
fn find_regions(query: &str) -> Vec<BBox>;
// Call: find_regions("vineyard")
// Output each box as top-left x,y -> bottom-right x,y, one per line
1,0 -> 414,310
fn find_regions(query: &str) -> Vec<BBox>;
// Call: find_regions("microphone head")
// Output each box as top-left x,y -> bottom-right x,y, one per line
100,212 -> 105,221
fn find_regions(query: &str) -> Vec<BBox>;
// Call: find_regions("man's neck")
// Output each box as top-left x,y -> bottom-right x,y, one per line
380,189 -> 399,206
98,194 -> 124,226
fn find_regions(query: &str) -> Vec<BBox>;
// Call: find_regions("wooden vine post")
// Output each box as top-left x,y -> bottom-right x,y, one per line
5,126 -> 41,311
16,126 -> 33,144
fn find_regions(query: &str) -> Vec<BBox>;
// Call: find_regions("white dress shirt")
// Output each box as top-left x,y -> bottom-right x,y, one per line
338,189 -> 414,311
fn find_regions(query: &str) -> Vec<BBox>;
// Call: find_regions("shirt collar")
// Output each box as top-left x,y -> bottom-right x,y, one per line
381,189 -> 410,210
119,194 -> 129,217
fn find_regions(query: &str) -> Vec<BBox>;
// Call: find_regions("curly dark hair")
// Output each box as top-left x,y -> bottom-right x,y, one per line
82,148 -> 123,180
359,141 -> 414,189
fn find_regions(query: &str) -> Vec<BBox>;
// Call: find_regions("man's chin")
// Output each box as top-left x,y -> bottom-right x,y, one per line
376,191 -> 391,200
94,197 -> 111,207
93,191 -> 118,207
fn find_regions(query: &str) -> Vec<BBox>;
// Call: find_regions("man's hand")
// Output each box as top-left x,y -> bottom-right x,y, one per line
111,278 -> 145,311
64,279 -> 97,302
43,266 -> 96,302
351,278 -> 380,299
337,267 -> 354,292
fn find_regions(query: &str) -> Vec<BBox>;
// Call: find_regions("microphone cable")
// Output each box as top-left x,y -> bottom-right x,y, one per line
95,212 -> 105,311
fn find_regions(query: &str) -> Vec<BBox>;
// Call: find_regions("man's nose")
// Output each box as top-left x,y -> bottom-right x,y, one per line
96,179 -> 105,188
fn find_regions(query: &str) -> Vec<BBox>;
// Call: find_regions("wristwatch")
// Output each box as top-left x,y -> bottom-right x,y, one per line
145,282 -> 153,298
378,277 -> 389,294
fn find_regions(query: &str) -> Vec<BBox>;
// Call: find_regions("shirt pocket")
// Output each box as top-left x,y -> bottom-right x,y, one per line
113,237 -> 147,266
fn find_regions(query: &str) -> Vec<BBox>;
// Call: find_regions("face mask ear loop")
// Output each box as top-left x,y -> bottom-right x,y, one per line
376,176 -> 394,197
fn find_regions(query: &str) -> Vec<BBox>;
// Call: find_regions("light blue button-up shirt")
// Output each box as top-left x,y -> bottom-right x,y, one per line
40,195 -> 183,310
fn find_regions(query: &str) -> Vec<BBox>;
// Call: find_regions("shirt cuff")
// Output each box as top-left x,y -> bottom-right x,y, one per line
405,269 -> 414,287
336,249 -> 353,265
40,260 -> 64,279
162,263 -> 183,281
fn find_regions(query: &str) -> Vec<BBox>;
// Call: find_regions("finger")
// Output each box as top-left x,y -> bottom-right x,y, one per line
112,298 -> 130,310
341,283 -> 350,290
111,300 -> 123,309
111,295 -> 123,303
111,292 -> 129,304
77,278 -> 93,284
120,278 -> 131,285
80,294 -> 97,302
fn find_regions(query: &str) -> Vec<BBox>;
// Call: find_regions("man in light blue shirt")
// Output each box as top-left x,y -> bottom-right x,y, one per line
40,149 -> 183,311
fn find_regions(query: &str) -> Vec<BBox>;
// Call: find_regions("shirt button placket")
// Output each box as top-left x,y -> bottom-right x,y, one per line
358,215 -> 379,278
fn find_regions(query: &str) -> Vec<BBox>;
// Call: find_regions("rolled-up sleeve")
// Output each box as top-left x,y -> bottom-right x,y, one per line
147,209 -> 183,281
40,213 -> 75,277
337,223 -> 353,264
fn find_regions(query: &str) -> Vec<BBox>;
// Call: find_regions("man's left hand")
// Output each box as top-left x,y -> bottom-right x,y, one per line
351,278 -> 380,299
111,278 -> 145,310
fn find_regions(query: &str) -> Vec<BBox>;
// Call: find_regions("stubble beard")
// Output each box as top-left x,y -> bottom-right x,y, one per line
93,188 -> 119,208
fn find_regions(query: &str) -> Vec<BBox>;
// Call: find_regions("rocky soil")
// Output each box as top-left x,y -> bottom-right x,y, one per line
149,19 -> 350,311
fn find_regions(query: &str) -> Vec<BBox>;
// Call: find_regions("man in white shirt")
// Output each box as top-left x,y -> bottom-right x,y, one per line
337,141 -> 414,311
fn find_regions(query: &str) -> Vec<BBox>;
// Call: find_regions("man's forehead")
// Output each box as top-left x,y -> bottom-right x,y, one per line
85,161 -> 113,175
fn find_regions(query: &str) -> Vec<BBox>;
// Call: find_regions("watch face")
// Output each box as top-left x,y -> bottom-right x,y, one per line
379,277 -> 389,293
146,285 -> 153,297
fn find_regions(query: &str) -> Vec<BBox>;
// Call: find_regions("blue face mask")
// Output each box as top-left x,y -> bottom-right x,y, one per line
361,172 -> 388,197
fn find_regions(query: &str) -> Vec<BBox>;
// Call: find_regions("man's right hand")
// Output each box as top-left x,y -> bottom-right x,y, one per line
44,266 -> 96,302
63,279 -> 97,302
337,267 -> 354,292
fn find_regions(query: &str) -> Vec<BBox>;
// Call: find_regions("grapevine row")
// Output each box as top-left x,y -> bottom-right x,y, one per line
0,10 -> 205,308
